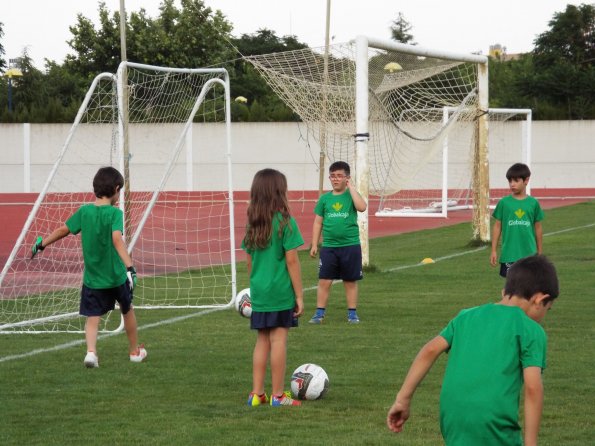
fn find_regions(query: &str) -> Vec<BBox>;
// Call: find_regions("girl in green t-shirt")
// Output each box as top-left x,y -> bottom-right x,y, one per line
242,169 -> 304,407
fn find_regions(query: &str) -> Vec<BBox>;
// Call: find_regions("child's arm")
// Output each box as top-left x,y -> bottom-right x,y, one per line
534,221 -> 543,254
310,215 -> 323,258
490,219 -> 502,266
112,230 -> 137,288
523,366 -> 544,446
387,335 -> 449,433
346,178 -> 367,212
31,225 -> 71,258
285,248 -> 304,317
112,230 -> 133,268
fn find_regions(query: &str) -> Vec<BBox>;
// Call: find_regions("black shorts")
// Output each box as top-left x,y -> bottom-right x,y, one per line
319,245 -> 363,281
80,282 -> 133,317
250,309 -> 298,330
499,262 -> 514,278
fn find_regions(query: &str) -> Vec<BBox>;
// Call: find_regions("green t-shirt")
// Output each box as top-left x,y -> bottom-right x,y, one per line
492,195 -> 544,263
314,190 -> 360,247
242,213 -> 304,312
438,304 -> 547,446
66,204 -> 127,289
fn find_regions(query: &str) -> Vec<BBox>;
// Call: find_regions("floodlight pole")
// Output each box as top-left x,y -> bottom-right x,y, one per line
119,0 -> 132,244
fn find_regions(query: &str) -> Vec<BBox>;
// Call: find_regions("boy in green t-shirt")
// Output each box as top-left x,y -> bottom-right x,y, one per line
491,163 -> 544,277
387,255 -> 559,446
309,161 -> 367,324
31,167 -> 147,368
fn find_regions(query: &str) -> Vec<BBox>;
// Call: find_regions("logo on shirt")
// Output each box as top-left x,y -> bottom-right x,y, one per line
332,202 -> 343,212
514,209 -> 525,219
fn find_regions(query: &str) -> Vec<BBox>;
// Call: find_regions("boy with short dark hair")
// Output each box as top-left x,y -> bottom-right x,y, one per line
309,161 -> 367,324
387,255 -> 559,446
31,166 -> 147,368
491,162 -> 544,277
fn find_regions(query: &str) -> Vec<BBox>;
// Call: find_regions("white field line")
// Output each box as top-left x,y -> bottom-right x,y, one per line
384,222 -> 595,273
2,222 -> 593,364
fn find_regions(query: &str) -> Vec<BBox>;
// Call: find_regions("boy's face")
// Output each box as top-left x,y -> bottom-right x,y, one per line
508,177 -> 529,195
329,169 -> 349,192
527,293 -> 553,323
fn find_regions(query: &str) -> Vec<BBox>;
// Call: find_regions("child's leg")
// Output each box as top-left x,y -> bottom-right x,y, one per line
122,307 -> 139,355
252,329 -> 271,395
316,279 -> 333,308
269,326 -> 289,396
343,280 -> 358,308
85,316 -> 101,352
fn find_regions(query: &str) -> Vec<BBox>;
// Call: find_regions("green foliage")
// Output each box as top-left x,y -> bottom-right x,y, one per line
390,12 -> 415,44
0,202 -> 594,445
0,21 -> 6,71
491,4 -> 595,119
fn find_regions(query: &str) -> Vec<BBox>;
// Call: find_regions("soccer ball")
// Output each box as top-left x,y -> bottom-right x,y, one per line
290,363 -> 329,400
234,288 -> 252,318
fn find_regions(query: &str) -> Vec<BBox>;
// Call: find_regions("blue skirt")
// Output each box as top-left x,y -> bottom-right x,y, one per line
251,309 -> 298,329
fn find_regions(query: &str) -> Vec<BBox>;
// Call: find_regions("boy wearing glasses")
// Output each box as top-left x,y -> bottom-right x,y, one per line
309,161 -> 367,324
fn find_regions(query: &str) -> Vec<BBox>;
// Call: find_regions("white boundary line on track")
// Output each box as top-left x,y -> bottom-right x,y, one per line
2,222 -> 594,364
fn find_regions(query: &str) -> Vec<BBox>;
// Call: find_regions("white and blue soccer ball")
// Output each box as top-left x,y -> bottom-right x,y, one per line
290,363 -> 329,400
234,288 -> 252,318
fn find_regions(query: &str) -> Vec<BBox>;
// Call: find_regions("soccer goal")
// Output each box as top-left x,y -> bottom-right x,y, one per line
0,62 -> 236,333
245,36 -> 490,261
375,107 -> 532,216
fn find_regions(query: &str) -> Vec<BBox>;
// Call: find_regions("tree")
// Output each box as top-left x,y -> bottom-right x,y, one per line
230,29 -> 309,121
64,0 -> 235,80
525,4 -> 595,119
390,13 -> 415,44
0,22 -> 6,71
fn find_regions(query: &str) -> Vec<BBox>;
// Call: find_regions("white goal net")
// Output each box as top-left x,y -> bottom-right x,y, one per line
245,37 -> 490,236
0,63 -> 235,333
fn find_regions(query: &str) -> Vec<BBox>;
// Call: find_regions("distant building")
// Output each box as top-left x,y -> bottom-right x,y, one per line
489,44 -> 523,61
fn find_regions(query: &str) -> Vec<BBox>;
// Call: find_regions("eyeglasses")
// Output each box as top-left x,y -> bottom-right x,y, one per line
329,174 -> 348,180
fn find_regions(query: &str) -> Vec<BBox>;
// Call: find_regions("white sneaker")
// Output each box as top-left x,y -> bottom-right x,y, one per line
84,351 -> 99,368
130,345 -> 147,363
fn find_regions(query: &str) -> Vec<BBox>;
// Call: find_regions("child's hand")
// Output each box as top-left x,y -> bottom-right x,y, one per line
293,298 -> 304,318
490,251 -> 498,266
309,245 -> 318,257
127,266 -> 137,289
31,236 -> 45,259
386,399 -> 410,433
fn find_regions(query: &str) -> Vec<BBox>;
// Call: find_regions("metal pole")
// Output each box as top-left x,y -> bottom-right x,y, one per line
7,78 -> 13,113
119,0 -> 132,243
318,0 -> 331,196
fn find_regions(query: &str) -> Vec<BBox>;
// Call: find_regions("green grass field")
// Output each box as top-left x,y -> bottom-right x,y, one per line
1,202 -> 594,445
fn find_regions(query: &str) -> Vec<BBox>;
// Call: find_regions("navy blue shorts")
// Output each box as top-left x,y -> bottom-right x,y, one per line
80,282 -> 133,317
251,309 -> 298,330
499,262 -> 514,278
319,245 -> 363,281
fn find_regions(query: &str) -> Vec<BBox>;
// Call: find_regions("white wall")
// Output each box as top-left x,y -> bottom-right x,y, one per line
0,121 -> 593,194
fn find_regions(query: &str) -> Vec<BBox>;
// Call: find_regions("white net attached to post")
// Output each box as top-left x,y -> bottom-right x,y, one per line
0,63 -> 235,333
245,40 -> 486,217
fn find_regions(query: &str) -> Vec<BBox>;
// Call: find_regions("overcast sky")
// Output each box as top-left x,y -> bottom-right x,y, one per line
1,0 -> 580,69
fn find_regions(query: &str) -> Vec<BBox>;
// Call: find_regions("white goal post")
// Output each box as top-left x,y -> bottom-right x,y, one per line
0,62 -> 236,333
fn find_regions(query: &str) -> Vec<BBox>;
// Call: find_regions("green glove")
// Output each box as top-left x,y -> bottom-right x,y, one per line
126,266 -> 137,290
31,236 -> 45,259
